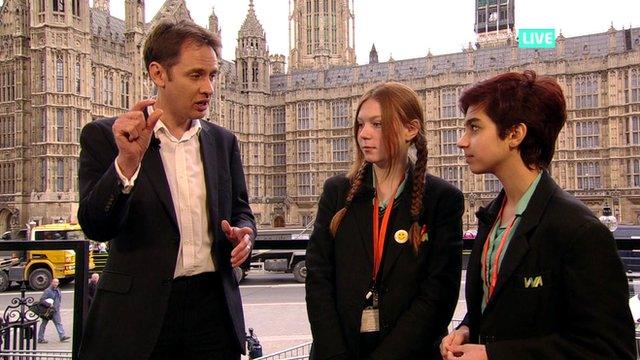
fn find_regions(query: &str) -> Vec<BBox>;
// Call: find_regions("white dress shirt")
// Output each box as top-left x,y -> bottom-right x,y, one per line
115,119 -> 216,278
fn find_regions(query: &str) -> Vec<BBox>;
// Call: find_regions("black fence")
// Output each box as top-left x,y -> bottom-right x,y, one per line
0,240 -> 90,359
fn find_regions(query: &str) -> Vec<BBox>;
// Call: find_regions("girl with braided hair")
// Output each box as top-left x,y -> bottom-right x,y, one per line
306,81 -> 464,359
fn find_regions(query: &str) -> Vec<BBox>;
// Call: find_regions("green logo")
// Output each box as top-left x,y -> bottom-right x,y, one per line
518,29 -> 556,49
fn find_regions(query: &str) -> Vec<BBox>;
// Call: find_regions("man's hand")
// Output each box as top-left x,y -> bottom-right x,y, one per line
440,326 -> 470,359
221,220 -> 253,268
444,344 -> 487,360
113,99 -> 163,179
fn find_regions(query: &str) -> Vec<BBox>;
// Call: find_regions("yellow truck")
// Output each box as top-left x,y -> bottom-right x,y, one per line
0,223 -> 95,291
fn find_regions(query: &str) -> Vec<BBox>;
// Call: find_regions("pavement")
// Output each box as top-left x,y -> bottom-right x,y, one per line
4,270 -> 633,357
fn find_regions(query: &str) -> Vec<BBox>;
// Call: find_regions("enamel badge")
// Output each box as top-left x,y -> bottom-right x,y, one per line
394,229 -> 408,244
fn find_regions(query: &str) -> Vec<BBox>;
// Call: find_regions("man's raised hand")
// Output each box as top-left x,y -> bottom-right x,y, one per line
221,220 -> 253,268
113,99 -> 163,179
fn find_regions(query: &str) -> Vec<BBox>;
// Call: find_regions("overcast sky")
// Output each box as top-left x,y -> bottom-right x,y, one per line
102,1 -> 637,64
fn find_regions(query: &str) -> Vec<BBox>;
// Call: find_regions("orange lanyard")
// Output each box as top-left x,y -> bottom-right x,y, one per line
372,191 -> 397,282
481,199 -> 517,300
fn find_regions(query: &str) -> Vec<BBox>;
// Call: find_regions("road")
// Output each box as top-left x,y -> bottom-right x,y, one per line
0,270 -> 467,357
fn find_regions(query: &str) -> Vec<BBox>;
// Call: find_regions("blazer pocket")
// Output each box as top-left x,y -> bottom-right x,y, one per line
514,270 -> 554,291
98,271 -> 133,294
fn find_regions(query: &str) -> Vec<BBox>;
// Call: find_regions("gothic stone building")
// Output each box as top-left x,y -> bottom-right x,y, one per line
0,0 -> 638,233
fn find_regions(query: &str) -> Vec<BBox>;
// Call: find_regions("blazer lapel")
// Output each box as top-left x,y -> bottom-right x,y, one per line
350,198 -> 374,267
198,125 -> 220,244
380,192 -> 414,279
484,171 -> 556,312
467,194 -> 502,310
141,138 -> 179,234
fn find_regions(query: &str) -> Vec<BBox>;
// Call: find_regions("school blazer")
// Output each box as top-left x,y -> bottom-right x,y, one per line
463,171 -> 636,359
77,117 -> 255,360
306,165 -> 464,359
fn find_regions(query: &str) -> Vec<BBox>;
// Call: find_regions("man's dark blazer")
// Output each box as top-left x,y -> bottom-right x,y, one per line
306,164 -> 464,359
77,117 -> 256,360
462,171 -> 636,359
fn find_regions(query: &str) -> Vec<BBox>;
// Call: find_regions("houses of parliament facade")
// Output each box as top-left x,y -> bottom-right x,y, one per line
0,0 -> 638,233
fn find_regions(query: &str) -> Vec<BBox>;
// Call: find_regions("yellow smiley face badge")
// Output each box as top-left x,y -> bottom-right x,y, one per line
394,230 -> 408,244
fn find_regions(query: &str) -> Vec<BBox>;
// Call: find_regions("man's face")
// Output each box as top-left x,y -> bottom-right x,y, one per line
51,278 -> 59,288
157,41 -> 219,122
90,274 -> 99,283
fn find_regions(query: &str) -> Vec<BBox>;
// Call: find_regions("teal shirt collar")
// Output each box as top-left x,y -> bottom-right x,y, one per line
515,171 -> 543,217
372,169 -> 409,210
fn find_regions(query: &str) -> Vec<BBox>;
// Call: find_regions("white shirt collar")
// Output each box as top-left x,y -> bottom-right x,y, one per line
153,119 -> 202,143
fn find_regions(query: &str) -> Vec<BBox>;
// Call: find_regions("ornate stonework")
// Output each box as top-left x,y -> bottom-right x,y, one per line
0,0 -> 637,231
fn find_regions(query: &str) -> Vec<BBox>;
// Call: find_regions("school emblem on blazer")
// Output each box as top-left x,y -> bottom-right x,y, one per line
394,230 -> 408,244
523,275 -> 544,288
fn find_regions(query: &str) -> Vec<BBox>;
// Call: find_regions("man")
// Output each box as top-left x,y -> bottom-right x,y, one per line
78,20 -> 256,359
87,273 -> 99,308
439,70 -> 635,359
37,278 -> 70,344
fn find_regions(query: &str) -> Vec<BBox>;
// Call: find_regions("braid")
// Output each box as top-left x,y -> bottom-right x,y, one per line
330,161 -> 369,237
409,133 -> 428,252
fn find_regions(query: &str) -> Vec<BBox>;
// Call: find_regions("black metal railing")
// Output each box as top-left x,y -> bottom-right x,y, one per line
0,240 -> 89,360
1,282 -> 39,353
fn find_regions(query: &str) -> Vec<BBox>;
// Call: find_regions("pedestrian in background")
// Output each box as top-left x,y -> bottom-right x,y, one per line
37,278 -> 70,344
87,273 -> 99,308
306,81 -> 464,359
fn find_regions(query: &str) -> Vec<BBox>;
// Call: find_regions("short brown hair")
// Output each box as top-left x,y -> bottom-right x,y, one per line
458,70 -> 567,169
143,20 -> 222,73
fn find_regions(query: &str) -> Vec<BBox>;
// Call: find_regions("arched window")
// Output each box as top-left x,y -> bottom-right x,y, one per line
56,54 -> 64,92
56,159 -> 64,192
252,61 -> 259,84
75,59 -> 81,94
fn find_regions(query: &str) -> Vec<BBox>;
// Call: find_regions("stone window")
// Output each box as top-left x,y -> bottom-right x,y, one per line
298,172 -> 314,196
574,74 -> 599,109
441,129 -> 461,155
273,143 -> 286,165
56,159 -> 64,192
332,137 -> 349,162
297,102 -> 315,130
75,60 -> 81,94
575,120 -> 600,148
626,68 -> 639,104
297,139 -> 313,163
440,88 -> 460,119
273,174 -> 286,197
121,77 -> 130,109
627,115 -> 639,145
272,106 -> 285,134
628,159 -> 640,188
331,100 -> 349,128
56,108 -> 64,142
484,173 -> 501,192
56,54 -> 64,92
576,162 -> 601,190
442,166 -> 464,190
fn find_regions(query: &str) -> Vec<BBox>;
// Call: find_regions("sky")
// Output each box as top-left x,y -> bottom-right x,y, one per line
97,1 -> 637,64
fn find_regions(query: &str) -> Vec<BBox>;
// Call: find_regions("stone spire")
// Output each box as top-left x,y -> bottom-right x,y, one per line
239,0 -> 266,39
369,44 -> 378,64
93,0 -> 110,13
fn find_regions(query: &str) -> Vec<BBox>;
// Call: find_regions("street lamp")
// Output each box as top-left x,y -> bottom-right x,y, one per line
599,206 -> 618,232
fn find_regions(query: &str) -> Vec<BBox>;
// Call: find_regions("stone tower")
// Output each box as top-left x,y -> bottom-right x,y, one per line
236,0 -> 270,94
475,0 -> 515,48
288,0 -> 355,70
25,0 -> 91,224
